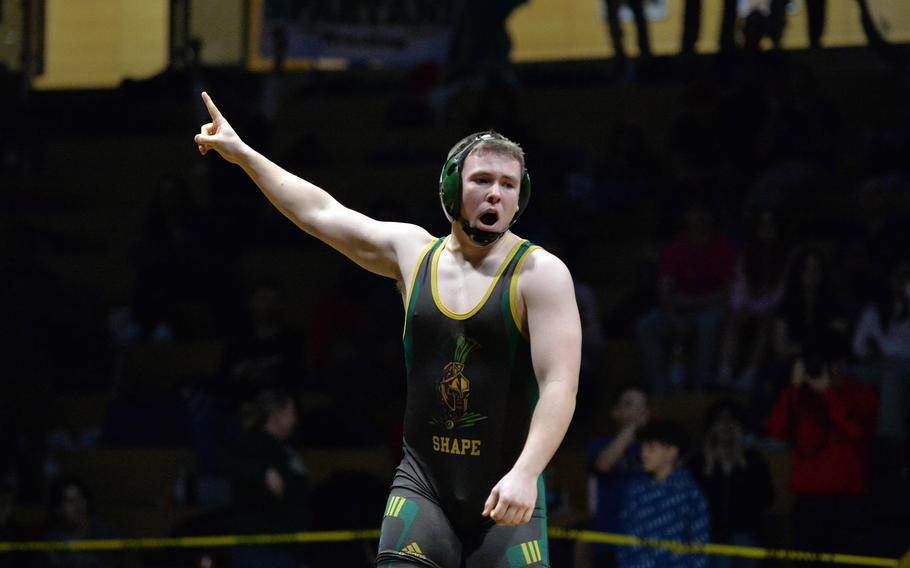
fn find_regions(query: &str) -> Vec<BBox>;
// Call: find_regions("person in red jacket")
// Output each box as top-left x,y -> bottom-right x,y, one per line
767,336 -> 878,556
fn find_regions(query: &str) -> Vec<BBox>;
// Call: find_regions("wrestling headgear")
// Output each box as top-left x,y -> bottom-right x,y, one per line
438,131 -> 531,246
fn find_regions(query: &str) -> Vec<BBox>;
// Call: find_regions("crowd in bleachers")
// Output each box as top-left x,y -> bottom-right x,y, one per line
1,22 -> 909,567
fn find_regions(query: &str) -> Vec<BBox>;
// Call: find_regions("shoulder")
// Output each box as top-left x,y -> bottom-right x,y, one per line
391,224 -> 437,281
516,245 -> 574,295
514,245 -> 579,327
673,468 -> 701,490
388,222 -> 436,252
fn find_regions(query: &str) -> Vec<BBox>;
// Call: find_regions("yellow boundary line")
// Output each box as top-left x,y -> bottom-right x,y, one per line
0,530 -> 381,553
547,529 -> 901,567
0,528 -> 901,566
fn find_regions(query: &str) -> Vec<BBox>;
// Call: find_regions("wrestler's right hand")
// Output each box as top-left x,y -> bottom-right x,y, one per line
194,91 -> 246,165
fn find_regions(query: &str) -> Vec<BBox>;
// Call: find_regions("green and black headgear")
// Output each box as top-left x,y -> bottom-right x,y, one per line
438,131 -> 531,246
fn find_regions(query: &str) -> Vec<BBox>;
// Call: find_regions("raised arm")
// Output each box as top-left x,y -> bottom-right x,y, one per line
482,250 -> 581,525
194,92 -> 432,279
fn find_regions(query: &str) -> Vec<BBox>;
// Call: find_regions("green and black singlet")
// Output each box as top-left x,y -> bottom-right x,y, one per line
376,236 -> 550,568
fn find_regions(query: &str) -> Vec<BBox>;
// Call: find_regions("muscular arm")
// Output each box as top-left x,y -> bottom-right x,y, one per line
195,92 -> 432,279
483,250 -> 581,525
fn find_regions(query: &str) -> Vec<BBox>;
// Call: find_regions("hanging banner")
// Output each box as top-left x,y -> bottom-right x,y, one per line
248,0 -> 460,70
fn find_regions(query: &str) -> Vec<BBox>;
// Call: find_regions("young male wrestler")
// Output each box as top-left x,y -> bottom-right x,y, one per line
195,92 -> 581,567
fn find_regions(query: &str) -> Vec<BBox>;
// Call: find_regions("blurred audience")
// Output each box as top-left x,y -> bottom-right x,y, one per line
718,208 -> 792,392
221,282 -> 307,408
771,247 -> 847,363
766,337 -> 878,556
128,173 -> 228,342
0,470 -> 32,568
837,176 -> 910,319
617,420 -> 710,568
604,0 -> 651,77
3,18 -> 910,563
851,259 -> 910,473
39,476 -> 136,568
636,203 -> 737,392
680,0 -> 738,55
582,385 -> 650,567
223,389 -> 309,568
691,399 -> 774,568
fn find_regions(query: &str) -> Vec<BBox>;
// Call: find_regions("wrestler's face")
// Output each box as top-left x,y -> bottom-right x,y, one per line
460,150 -> 522,233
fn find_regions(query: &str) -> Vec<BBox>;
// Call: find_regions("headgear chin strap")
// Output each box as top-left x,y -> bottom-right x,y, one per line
459,220 -> 505,247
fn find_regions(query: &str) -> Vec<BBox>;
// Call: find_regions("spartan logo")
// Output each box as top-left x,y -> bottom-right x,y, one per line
436,335 -> 488,431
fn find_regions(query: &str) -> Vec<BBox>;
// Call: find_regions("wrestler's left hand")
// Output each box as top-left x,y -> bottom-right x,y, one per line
482,468 -> 537,526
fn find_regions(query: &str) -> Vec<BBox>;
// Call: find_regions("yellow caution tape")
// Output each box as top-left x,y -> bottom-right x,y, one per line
547,528 -> 900,567
0,527 -> 900,566
0,530 -> 380,553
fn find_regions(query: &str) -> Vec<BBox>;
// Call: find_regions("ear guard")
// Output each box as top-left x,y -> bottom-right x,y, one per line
438,133 -> 531,224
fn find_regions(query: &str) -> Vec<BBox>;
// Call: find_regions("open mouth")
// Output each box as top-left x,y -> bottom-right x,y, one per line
479,212 -> 498,226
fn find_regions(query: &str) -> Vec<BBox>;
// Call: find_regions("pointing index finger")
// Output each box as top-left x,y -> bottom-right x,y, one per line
201,91 -> 223,121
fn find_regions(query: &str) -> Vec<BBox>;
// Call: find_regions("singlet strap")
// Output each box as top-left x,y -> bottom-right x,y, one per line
403,237 -> 445,338
507,242 -> 541,337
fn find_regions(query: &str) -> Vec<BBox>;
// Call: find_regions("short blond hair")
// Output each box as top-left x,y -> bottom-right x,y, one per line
446,131 -> 525,173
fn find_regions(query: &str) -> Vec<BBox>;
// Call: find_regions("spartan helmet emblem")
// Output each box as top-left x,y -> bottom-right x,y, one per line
439,336 -> 480,430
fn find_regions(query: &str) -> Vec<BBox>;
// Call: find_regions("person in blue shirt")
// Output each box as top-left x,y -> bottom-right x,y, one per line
618,420 -> 710,568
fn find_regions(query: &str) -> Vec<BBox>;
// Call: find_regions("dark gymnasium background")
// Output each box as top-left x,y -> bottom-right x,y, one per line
1,1 -> 909,567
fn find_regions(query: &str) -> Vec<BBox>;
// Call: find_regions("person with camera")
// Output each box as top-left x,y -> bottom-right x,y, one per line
766,334 -> 878,557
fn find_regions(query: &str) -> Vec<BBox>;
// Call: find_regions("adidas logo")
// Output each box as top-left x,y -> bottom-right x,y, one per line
401,542 -> 426,559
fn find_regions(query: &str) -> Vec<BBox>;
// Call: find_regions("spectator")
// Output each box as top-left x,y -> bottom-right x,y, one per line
437,0 -> 526,119
802,0 -> 828,49
584,385 -> 650,566
691,399 -> 774,568
636,203 -> 737,392
130,173 -> 224,341
221,282 -> 307,408
718,209 -> 791,391
617,420 -> 710,568
766,339 -> 879,556
851,260 -> 910,458
40,476 -> 136,568
680,0 -> 738,55
772,247 -> 847,362
717,0 -> 790,53
603,0 -> 651,76
776,0 -> 865,50
0,471 -> 32,568
223,389 -> 309,568
837,176 -> 910,319
185,280 -> 300,468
